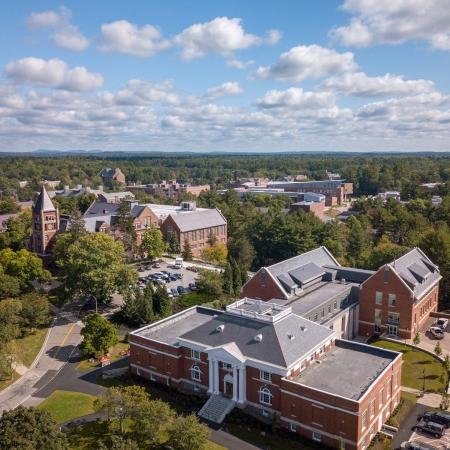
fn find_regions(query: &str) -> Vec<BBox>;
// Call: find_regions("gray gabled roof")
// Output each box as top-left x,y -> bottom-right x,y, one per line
265,247 -> 340,296
99,168 -> 121,179
388,248 -> 441,299
33,185 -> 56,212
168,208 -> 226,232
83,201 -> 120,217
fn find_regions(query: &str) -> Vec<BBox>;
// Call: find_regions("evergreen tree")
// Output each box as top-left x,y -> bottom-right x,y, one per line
230,258 -> 242,296
222,262 -> 233,295
121,285 -> 153,326
167,232 -> 180,254
153,286 -> 172,318
182,238 -> 193,261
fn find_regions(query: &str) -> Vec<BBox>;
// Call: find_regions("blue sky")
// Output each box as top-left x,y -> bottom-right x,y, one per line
1,0 -> 450,152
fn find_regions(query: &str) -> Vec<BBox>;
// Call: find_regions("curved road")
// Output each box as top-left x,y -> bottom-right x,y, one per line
0,308 -> 82,412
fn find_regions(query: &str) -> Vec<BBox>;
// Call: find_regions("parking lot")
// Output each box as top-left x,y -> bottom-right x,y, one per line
417,317 -> 450,354
408,426 -> 450,449
134,260 -> 199,297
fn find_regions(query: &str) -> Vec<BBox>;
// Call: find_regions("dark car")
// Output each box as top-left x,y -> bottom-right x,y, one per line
169,275 -> 178,281
177,285 -> 187,294
189,282 -> 198,291
137,266 -> 145,272
401,441 -> 440,450
414,418 -> 445,438
420,410 -> 450,428
186,266 -> 199,273
152,263 -> 161,269
144,264 -> 153,270
171,288 -> 179,297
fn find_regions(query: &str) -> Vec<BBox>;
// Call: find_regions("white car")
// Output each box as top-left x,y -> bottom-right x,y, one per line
428,326 -> 444,340
435,318 -> 449,330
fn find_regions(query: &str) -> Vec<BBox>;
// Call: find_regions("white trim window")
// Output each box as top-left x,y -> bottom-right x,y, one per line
259,387 -> 272,405
375,291 -> 383,305
370,399 -> 375,418
312,431 -> 321,442
223,362 -> 232,371
388,293 -> 396,306
191,365 -> 201,382
191,349 -> 201,360
260,370 -> 272,383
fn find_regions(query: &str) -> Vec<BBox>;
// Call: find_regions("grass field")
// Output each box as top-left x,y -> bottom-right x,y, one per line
14,327 -> 49,367
39,390 -> 98,424
0,371 -> 20,391
177,291 -> 214,309
372,339 -> 447,392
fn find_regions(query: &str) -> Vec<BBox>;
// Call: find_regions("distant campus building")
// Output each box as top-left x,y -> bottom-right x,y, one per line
130,246 -> 440,449
128,179 -> 210,201
99,168 -> 126,185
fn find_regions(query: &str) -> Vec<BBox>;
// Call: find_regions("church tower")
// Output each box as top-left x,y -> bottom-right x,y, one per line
31,185 -> 60,256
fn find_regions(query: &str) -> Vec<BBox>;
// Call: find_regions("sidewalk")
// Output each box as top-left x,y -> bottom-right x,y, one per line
401,386 -> 443,408
0,309 -> 82,413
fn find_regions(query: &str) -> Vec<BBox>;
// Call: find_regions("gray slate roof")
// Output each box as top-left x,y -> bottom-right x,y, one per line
388,248 -> 441,299
179,307 -> 334,368
33,186 -> 56,212
267,247 -> 339,296
169,208 -> 226,232
99,168 -> 121,179
84,202 -> 120,217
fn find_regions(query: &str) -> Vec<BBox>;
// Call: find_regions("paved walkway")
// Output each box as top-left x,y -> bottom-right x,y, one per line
401,386 -> 442,408
0,309 -> 82,413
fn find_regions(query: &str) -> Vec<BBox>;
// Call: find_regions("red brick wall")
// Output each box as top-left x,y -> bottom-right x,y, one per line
241,269 -> 287,301
359,266 -> 415,338
245,366 -> 283,412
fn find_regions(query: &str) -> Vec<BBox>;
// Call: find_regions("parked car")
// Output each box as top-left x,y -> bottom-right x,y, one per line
428,326 -> 444,339
137,266 -> 145,272
435,318 -> 449,330
401,441 -> 439,450
171,288 -> 179,297
419,410 -> 450,428
413,419 -> 445,438
152,262 -> 161,268
186,266 -> 199,272
156,279 -> 167,286
177,285 -> 187,294
189,282 -> 198,291
169,275 -> 178,282
144,264 -> 153,270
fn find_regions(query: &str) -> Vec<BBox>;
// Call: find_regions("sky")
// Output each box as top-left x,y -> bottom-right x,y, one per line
1,0 -> 450,152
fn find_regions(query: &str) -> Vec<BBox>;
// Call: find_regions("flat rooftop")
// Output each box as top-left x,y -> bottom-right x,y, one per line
294,340 -> 399,400
271,281 -> 355,317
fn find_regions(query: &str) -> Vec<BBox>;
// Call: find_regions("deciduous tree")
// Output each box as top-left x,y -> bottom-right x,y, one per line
168,414 -> 209,450
140,226 -> 166,260
80,313 -> 118,357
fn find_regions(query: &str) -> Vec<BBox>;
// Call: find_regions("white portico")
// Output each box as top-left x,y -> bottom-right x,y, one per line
207,342 -> 246,403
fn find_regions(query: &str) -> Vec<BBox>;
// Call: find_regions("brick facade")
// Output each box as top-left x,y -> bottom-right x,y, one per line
359,265 -> 439,339
241,268 -> 287,300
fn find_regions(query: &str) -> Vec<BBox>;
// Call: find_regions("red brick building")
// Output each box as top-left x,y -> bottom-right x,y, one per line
358,248 -> 441,339
99,167 -> 126,185
31,185 -> 60,256
129,299 -> 402,450
137,179 -> 210,200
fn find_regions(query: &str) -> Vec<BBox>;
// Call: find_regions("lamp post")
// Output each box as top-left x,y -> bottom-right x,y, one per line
422,368 -> 426,394
91,295 -> 97,314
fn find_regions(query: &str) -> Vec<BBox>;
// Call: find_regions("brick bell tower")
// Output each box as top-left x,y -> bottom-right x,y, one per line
31,185 -> 60,256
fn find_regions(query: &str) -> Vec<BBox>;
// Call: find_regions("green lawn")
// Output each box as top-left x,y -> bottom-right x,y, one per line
65,419 -> 225,450
39,390 -> 98,423
14,327 -> 49,367
372,340 -> 447,392
0,371 -> 20,391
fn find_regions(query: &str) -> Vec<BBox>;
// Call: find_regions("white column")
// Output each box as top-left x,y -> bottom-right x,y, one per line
208,358 -> 214,394
238,364 -> 246,404
213,359 -> 219,394
232,365 -> 238,401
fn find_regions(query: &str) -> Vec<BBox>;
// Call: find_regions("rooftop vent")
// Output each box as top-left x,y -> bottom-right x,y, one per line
287,333 -> 295,341
254,334 -> 263,342
216,324 -> 225,333
300,326 -> 307,332
341,278 -> 346,284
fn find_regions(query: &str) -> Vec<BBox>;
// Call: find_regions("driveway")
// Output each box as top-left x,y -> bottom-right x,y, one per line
412,317 -> 450,355
408,423 -> 450,450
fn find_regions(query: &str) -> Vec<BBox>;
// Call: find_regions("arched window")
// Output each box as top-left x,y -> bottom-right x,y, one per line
259,387 -> 272,405
191,365 -> 201,382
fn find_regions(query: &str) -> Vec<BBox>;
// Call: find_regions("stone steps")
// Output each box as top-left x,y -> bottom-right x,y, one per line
198,394 -> 235,424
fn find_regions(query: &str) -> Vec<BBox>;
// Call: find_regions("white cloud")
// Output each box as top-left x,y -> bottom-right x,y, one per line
98,20 -> 171,57
206,82 -> 244,98
321,72 -> 435,97
256,45 -> 357,82
113,79 -> 179,105
5,58 -> 103,91
331,0 -> 450,50
256,87 -> 335,108
265,29 -> 282,45
227,59 -> 255,69
27,7 -> 89,51
174,17 -> 261,60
